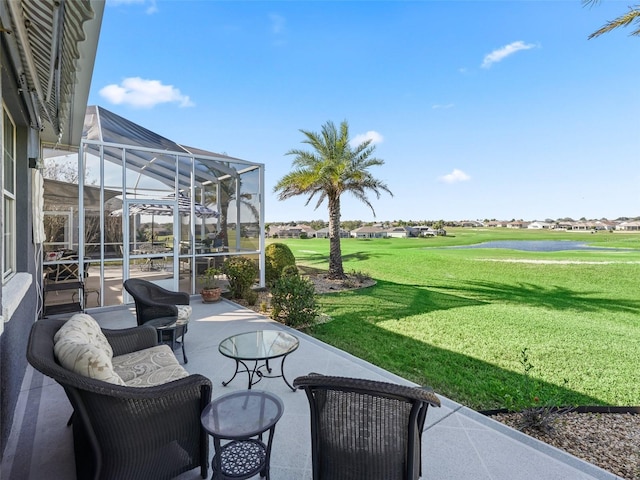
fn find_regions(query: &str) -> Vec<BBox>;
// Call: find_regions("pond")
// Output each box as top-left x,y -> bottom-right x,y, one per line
441,240 -> 632,252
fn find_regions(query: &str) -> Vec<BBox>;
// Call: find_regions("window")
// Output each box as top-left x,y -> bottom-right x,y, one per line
3,106 -> 16,281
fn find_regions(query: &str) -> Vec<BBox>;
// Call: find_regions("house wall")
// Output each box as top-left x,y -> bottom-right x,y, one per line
0,40 -> 39,458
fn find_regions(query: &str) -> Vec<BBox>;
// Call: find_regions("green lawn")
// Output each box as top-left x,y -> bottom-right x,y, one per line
275,228 -> 640,410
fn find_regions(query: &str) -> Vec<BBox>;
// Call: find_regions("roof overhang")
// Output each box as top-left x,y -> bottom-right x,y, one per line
0,0 -> 104,145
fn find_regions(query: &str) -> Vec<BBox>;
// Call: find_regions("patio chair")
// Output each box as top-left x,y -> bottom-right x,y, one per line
293,374 -> 441,480
123,278 -> 190,324
26,317 -> 212,480
123,278 -> 192,362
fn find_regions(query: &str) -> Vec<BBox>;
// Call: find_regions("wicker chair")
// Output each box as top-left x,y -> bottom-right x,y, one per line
293,374 -> 441,480
123,278 -> 190,325
26,318 -> 212,480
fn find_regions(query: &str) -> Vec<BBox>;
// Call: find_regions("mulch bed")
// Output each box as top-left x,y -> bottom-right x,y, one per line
486,408 -> 639,479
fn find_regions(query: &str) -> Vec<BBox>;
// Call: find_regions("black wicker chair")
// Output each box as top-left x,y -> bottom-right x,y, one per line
123,278 -> 190,325
26,318 -> 212,480
293,374 -> 441,480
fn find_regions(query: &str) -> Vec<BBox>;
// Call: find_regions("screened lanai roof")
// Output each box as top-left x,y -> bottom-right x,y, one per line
81,105 -> 261,190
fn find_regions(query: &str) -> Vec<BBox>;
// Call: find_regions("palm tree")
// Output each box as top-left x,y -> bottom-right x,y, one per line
584,0 -> 640,38
274,120 -> 392,279
216,176 -> 258,248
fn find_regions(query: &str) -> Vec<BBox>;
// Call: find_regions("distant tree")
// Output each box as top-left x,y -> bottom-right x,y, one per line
274,120 -> 392,278
433,220 -> 445,231
309,219 -> 326,231
584,0 -> 640,38
342,220 -> 362,232
43,157 -> 97,185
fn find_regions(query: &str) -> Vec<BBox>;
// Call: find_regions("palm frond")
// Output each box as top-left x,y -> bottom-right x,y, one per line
588,6 -> 640,38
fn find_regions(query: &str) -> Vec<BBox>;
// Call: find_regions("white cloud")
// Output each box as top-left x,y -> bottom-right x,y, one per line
350,131 -> 384,147
99,77 -> 194,108
481,41 -> 536,69
439,169 -> 471,184
432,103 -> 454,110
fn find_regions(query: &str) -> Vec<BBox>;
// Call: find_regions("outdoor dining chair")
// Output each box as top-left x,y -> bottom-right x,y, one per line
293,374 -> 441,480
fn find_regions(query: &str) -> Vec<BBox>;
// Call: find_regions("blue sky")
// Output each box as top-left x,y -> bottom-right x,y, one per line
88,0 -> 639,223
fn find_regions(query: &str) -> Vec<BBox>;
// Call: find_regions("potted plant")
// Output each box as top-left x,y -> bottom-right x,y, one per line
200,266 -> 222,303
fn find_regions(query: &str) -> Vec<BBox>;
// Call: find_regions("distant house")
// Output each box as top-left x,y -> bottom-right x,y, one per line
411,225 -> 439,236
616,221 -> 640,231
556,222 -> 574,230
460,220 -> 484,228
528,221 -> 553,229
386,226 -> 416,238
351,226 -> 387,239
486,221 -> 509,228
315,227 -> 350,238
571,222 -> 591,231
593,220 -> 616,231
269,224 -> 316,238
507,221 -> 530,229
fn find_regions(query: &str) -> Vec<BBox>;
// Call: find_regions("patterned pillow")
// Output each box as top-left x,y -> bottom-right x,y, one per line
113,344 -> 189,386
53,314 -> 124,385
54,313 -> 113,358
176,305 -> 192,325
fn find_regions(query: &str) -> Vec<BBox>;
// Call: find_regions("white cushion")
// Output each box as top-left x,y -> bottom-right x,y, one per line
53,313 -> 125,385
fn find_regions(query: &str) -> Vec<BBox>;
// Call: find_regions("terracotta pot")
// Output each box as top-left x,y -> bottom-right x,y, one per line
200,287 -> 222,303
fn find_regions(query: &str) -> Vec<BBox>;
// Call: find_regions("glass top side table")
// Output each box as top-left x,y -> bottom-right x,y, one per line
201,390 -> 284,480
219,330 -> 299,391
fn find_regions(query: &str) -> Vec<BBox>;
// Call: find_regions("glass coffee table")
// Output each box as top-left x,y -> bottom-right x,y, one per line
219,330 -> 299,391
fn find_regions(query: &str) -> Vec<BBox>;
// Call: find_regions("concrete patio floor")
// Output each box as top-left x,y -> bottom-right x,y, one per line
3,299 -> 620,480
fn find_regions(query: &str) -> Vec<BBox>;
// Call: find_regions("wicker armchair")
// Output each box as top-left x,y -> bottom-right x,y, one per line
293,374 -> 441,480
26,318 -> 212,480
124,278 -> 190,325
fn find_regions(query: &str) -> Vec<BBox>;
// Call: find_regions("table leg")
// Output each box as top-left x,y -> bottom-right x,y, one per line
212,437 -> 223,480
222,359 -> 255,388
280,354 -> 296,392
262,424 -> 277,480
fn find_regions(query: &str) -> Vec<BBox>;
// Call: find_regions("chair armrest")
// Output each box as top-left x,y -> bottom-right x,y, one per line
103,325 -> 158,356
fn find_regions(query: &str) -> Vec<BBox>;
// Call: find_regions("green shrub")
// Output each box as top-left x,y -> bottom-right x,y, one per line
281,264 -> 299,278
265,243 -> 296,285
222,256 -> 258,299
243,288 -> 259,305
270,274 -> 318,328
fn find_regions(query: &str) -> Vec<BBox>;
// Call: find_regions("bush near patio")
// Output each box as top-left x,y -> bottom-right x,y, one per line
222,256 -> 258,300
265,242 -> 296,286
272,228 -> 640,411
270,267 -> 318,328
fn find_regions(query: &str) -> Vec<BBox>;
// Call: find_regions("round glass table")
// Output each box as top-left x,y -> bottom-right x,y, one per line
201,390 -> 284,480
218,330 -> 299,391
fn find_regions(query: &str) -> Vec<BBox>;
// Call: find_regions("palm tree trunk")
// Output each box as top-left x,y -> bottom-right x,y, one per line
327,195 -> 346,279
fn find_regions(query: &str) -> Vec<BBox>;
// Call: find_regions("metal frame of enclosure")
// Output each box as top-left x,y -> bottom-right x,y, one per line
41,106 -> 265,309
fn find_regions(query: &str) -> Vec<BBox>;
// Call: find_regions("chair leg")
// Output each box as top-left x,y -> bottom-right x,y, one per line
179,325 -> 188,363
